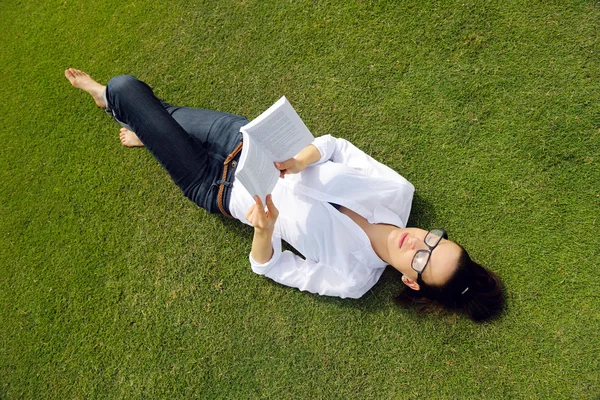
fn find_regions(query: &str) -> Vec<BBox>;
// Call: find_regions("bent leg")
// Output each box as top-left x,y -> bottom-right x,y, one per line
165,105 -> 248,162
104,75 -> 241,213
105,75 -> 207,192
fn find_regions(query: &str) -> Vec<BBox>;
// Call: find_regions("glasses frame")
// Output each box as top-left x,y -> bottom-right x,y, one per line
411,228 -> 448,284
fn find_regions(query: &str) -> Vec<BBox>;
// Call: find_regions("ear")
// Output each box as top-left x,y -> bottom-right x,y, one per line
401,275 -> 421,291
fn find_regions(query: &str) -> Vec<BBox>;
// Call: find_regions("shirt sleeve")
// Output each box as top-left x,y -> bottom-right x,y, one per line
310,134 -> 338,165
249,235 -> 377,299
311,134 -> 414,213
311,135 -> 408,182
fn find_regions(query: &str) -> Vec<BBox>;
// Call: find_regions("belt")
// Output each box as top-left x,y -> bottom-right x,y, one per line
217,141 -> 243,218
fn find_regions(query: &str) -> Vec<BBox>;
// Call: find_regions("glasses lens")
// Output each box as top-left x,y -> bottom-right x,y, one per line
425,229 -> 444,247
412,250 -> 429,272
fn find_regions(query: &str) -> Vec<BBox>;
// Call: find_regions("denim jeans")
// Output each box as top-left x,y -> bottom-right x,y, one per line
104,75 -> 248,215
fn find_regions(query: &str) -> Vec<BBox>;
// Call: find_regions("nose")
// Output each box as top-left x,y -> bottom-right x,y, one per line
408,236 -> 425,250
407,236 -> 417,250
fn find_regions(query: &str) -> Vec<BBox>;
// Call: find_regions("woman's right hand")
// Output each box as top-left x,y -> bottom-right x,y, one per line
245,194 -> 279,233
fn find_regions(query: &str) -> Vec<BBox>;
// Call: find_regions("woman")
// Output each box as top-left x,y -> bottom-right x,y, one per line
65,69 -> 504,321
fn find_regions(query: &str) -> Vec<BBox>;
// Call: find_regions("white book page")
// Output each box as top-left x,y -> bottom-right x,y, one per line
235,132 -> 280,204
241,96 -> 314,162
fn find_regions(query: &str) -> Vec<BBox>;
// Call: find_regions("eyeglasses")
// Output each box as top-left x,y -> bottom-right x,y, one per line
411,228 -> 448,282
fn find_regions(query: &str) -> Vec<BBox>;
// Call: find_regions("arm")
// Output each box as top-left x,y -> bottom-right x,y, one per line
314,134 -> 410,182
249,238 -> 379,299
245,195 -> 278,264
280,135 -> 414,227
274,134 -> 383,177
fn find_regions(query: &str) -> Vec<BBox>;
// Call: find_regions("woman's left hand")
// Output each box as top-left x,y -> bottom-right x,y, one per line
245,194 -> 279,233
274,144 -> 321,179
274,158 -> 305,178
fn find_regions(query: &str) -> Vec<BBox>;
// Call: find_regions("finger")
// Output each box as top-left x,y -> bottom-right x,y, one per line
247,206 -> 265,228
265,193 -> 275,207
265,194 -> 279,218
279,170 -> 286,179
245,204 -> 256,221
274,159 -> 294,170
253,196 -> 267,223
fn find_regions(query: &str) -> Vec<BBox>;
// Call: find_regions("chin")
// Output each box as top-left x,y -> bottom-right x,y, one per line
387,228 -> 402,250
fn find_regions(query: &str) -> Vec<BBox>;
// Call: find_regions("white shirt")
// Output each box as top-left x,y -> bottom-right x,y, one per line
229,135 -> 415,299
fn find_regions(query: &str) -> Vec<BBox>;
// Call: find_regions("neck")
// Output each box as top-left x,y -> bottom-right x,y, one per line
338,206 -> 395,264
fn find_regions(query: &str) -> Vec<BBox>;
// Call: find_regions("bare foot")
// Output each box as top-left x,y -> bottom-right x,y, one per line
64,68 -> 106,108
119,128 -> 144,147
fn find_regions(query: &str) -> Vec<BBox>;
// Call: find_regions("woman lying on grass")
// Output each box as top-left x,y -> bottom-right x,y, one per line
65,68 -> 505,321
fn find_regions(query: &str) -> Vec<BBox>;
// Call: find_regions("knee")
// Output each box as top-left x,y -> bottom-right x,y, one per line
106,74 -> 141,95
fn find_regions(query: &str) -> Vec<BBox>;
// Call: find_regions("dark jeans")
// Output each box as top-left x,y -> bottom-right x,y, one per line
104,75 -> 248,215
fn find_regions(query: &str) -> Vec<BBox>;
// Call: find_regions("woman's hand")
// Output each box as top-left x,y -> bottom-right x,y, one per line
245,194 -> 279,233
246,195 -> 278,264
274,144 -> 321,179
274,158 -> 306,178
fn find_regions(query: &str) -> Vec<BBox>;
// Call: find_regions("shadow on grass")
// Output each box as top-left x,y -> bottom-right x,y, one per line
406,192 -> 437,230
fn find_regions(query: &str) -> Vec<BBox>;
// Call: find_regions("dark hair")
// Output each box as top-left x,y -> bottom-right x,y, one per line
394,246 -> 505,322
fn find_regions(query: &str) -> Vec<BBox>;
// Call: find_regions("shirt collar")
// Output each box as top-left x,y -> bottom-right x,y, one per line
368,204 -> 405,228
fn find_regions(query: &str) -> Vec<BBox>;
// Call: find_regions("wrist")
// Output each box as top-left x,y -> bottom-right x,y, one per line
296,156 -> 308,171
296,144 -> 320,171
254,226 -> 274,237
251,227 -> 275,264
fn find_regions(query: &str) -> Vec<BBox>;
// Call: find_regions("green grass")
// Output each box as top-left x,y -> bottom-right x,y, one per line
1,0 -> 599,398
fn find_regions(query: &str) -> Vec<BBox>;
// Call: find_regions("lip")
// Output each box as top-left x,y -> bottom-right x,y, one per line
398,233 -> 409,249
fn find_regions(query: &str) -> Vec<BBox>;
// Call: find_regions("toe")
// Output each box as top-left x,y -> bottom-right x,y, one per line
65,69 -> 75,80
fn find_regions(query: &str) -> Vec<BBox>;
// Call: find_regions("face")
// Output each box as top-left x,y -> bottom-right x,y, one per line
386,228 -> 462,287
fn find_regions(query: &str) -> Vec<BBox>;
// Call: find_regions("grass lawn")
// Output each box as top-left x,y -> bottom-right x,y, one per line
1,0 -> 599,398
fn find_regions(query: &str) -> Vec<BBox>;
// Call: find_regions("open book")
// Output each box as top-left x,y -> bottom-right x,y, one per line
235,96 -> 314,203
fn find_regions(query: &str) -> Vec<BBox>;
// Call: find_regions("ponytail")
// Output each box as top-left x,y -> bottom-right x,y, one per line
394,246 -> 505,322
